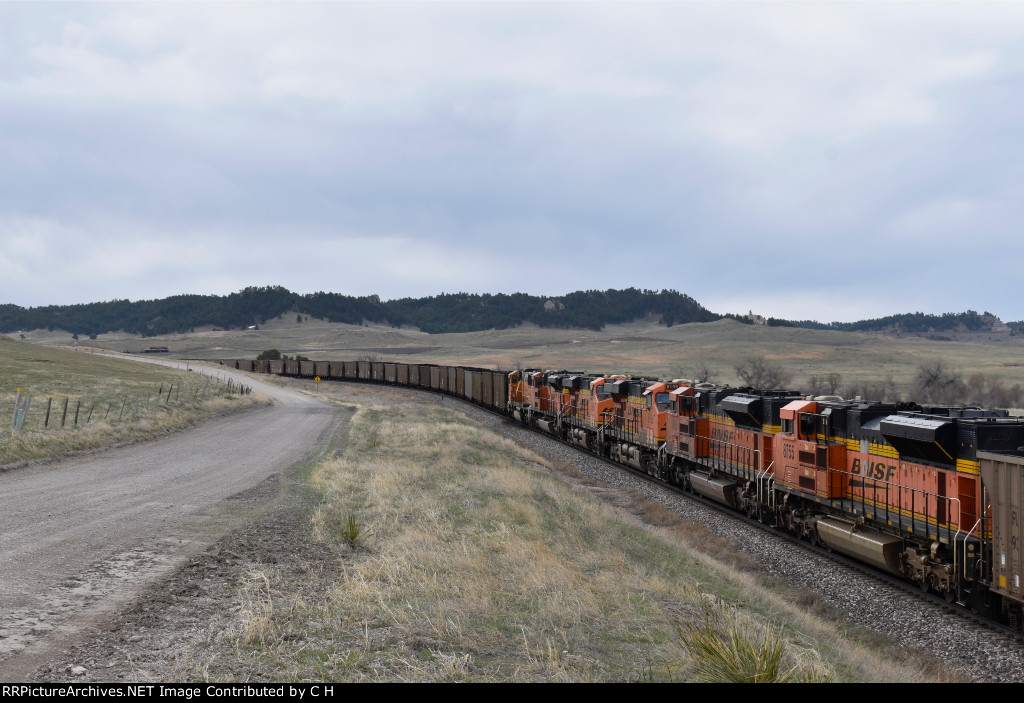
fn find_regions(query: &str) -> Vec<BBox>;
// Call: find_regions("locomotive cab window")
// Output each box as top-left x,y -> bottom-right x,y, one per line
656,392 -> 671,411
799,413 -> 815,438
782,418 -> 794,434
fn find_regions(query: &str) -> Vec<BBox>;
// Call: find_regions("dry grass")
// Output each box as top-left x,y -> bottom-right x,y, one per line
0,392 -> 267,467
238,569 -> 277,646
184,385 -> 943,682
0,337 -> 268,466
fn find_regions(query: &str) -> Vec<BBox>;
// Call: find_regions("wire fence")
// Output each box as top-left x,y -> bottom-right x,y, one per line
8,376 -> 252,432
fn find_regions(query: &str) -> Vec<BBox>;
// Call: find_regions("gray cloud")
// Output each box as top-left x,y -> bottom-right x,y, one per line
1,2 -> 1023,322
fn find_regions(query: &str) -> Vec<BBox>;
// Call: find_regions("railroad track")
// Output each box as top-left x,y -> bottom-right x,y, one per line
241,366 -> 1024,681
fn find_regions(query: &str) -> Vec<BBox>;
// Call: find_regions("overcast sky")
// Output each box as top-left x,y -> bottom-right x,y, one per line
1,2 -> 1022,323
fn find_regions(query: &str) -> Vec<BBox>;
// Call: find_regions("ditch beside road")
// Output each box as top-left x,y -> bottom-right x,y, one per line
0,361 -> 341,680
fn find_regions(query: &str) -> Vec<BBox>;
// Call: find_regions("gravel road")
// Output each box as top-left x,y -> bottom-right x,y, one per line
0,360 -> 339,680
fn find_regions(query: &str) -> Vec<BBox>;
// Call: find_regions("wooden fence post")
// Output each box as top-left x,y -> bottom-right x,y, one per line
10,390 -> 21,430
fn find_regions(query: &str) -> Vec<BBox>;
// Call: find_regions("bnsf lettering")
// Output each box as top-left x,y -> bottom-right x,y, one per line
850,458 -> 896,481
711,428 -> 735,444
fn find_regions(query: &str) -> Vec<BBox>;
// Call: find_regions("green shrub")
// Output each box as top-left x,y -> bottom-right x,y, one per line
680,602 -> 832,683
340,512 -> 365,549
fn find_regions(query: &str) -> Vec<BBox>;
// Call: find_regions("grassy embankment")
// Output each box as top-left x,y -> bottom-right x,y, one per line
184,381 -> 944,682
0,336 -> 267,467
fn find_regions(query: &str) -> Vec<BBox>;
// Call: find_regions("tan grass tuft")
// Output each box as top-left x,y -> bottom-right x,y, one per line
238,569 -> 277,646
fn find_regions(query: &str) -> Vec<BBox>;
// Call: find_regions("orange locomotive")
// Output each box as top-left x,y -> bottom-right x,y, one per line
762,398 -> 1007,601
507,367 -> 1024,625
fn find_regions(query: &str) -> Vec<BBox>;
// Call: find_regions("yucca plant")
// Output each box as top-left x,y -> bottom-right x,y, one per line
341,512 -> 365,549
680,603 -> 832,683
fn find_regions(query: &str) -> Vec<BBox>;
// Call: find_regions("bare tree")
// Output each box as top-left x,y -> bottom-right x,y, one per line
693,362 -> 717,384
842,374 -> 900,403
734,356 -> 791,389
911,360 -> 965,404
807,373 -> 843,396
677,362 -> 716,383
964,373 -> 1023,409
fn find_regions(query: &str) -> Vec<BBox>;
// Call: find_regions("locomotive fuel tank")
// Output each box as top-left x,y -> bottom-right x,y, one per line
688,470 -> 739,510
815,518 -> 904,575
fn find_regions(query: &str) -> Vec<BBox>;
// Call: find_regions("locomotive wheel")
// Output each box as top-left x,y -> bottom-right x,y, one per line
918,577 -> 930,594
804,527 -> 817,546
944,589 -> 957,604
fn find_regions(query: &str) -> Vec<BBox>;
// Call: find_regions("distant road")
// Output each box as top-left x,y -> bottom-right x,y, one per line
0,358 -> 339,679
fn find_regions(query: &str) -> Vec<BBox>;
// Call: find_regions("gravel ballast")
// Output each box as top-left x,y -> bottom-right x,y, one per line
445,393 -> 1024,683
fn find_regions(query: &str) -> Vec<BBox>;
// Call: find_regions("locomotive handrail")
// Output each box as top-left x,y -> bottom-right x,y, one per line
956,515 -> 983,585
828,467 -> 960,546
757,460 -> 775,509
693,433 -> 760,480
605,410 -> 639,439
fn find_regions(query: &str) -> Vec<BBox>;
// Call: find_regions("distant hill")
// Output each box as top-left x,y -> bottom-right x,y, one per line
0,286 -> 719,337
792,311 -> 1021,342
2,286 -> 1020,340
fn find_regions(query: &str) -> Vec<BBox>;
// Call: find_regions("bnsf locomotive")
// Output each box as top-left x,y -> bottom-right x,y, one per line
233,357 -> 1024,629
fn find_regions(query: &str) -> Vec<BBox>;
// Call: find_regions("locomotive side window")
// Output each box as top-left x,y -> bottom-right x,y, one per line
782,418 -> 794,434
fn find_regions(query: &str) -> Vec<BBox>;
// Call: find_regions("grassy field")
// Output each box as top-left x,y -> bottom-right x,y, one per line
180,380 -> 943,682
0,336 -> 265,466
32,315 -> 1024,401
0,333 -> 966,680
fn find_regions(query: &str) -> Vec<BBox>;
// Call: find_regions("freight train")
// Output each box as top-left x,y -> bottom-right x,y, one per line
230,357 -> 1024,630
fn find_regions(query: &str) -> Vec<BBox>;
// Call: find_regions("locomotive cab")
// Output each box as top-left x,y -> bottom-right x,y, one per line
639,382 -> 677,447
585,377 -> 614,429
776,399 -> 848,499
666,384 -> 709,460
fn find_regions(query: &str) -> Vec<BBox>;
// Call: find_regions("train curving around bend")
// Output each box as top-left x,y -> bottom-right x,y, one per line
231,357 -> 1024,629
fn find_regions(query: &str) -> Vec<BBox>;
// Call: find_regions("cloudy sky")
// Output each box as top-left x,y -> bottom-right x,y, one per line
1,2 -> 1022,323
